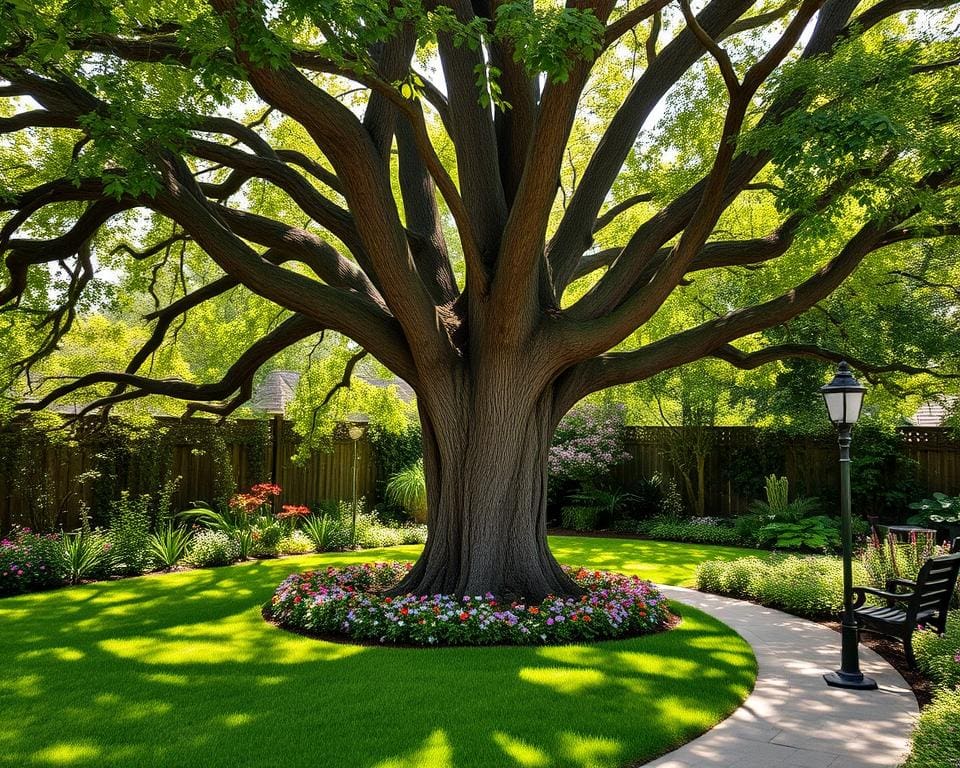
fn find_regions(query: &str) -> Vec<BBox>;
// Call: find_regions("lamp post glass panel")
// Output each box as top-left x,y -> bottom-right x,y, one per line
821,362 -> 877,690
347,415 -> 369,547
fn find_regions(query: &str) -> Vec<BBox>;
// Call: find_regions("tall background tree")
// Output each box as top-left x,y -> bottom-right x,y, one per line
1,0 -> 959,598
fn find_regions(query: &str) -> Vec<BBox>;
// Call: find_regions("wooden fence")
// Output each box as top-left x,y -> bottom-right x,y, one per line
614,426 -> 960,516
0,417 -> 377,532
1,417 -> 958,532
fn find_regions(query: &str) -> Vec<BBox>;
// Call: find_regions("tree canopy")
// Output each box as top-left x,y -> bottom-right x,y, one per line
2,0 -> 960,596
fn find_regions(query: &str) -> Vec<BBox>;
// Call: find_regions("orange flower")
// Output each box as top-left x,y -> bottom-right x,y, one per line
528,606 -> 540,615
277,504 -> 311,519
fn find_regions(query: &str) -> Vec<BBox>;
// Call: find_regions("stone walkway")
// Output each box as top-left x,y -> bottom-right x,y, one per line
647,586 -> 918,768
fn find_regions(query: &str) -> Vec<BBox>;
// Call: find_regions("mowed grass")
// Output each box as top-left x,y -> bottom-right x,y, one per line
0,537 -> 759,768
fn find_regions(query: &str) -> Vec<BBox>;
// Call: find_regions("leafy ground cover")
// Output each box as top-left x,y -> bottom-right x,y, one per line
0,538 -> 757,768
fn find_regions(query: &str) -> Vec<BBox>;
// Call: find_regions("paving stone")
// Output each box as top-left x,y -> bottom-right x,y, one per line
644,586 -> 918,768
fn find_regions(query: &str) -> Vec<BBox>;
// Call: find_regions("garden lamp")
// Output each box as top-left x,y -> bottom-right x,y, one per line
820,361 -> 866,428
821,361 -> 876,690
347,413 -> 369,546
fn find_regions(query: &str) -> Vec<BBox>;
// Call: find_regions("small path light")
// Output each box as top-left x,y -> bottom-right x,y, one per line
821,361 -> 877,691
347,413 -> 369,548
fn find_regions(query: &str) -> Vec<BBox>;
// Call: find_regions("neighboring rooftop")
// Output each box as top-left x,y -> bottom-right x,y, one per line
247,370 -> 415,416
249,370 -> 301,415
910,396 -> 958,427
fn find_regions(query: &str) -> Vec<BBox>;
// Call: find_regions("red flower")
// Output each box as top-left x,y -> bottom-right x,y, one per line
230,493 -> 263,514
251,483 -> 282,497
384,597 -> 392,604
278,504 -> 311,519
459,612 -> 469,621
400,607 -> 409,616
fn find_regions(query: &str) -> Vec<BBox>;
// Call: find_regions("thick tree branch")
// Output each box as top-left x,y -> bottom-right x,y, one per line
711,343 -> 960,382
547,0 -> 756,290
570,0 -> 823,349
22,315 -> 322,417
602,0 -> 671,50
556,168 -> 955,406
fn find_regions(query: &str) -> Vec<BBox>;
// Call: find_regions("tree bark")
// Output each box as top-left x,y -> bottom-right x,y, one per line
390,381 -> 581,601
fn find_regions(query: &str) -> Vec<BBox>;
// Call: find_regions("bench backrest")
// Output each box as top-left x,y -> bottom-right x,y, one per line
908,552 -> 960,628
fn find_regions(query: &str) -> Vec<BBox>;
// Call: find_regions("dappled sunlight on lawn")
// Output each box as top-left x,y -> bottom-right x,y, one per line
547,536 -> 762,587
372,730 -> 454,768
0,538 -> 756,768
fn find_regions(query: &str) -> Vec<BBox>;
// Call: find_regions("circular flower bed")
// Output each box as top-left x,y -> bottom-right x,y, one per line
266,562 -> 672,646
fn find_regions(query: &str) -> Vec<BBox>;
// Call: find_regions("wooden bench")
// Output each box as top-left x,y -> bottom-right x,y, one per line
852,552 -> 960,667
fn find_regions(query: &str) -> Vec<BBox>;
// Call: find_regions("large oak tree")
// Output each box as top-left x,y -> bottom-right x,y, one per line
1,0 -> 959,598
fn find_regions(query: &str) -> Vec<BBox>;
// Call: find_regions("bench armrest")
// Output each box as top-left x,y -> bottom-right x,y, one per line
852,585 -> 915,609
886,577 -> 917,591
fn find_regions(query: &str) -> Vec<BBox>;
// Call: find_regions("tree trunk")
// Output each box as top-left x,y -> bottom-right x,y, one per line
389,380 -> 581,601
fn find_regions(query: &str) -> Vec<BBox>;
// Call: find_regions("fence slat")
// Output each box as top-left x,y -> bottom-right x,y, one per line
1,420 -> 958,531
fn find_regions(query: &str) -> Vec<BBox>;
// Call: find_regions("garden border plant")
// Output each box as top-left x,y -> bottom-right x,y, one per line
266,562 -> 673,647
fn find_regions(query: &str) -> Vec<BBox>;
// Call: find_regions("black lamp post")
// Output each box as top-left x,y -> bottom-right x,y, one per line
821,361 -> 877,690
347,413 -> 369,548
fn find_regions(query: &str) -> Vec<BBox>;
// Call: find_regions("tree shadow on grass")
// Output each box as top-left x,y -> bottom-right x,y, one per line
0,549 -> 755,768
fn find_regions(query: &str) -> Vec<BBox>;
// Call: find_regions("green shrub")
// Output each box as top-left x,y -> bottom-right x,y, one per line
186,530 -> 240,568
233,528 -> 255,559
757,515 -> 840,551
719,557 -> 767,598
561,506 -> 600,531
60,530 -> 112,583
385,460 -> 427,523
617,474 -> 664,522
250,517 -> 283,556
108,492 -> 152,576
696,555 -> 871,619
277,531 -> 315,555
694,559 -> 726,594
301,514 -> 333,552
323,516 -> 356,550
148,525 -> 193,569
915,612 -> 960,690
640,517 -> 747,546
753,556 -> 853,617
571,485 -> 637,527
902,686 -> 960,768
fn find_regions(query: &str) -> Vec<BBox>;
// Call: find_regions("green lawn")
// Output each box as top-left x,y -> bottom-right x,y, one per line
0,537 -> 758,768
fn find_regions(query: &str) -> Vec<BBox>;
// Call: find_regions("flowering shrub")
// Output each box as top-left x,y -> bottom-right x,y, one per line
229,483 -> 282,517
0,528 -> 63,596
277,530 -> 315,555
278,504 -> 311,520
268,562 -> 671,646
186,530 -> 241,568
549,403 -> 631,484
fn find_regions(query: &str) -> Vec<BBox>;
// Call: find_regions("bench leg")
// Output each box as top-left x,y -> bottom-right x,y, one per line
903,634 -> 917,668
